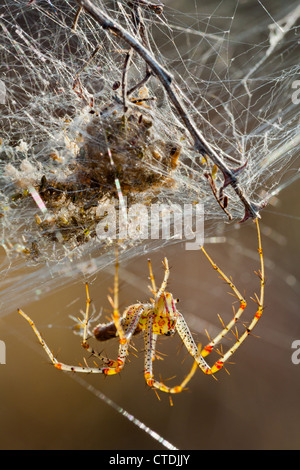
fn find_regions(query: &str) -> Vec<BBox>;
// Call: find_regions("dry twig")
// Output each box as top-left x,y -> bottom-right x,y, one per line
74,0 -> 265,221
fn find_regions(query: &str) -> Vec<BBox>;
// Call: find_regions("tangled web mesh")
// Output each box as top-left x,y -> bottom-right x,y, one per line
0,0 -> 299,313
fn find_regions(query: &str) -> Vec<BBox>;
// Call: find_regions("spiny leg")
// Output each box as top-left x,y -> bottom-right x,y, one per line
156,258 -> 170,299
18,308 -> 110,374
107,247 -> 127,345
79,303 -> 147,373
148,258 -> 157,295
17,304 -> 144,376
175,311 -> 219,375
199,246 -> 247,358
144,314 -> 202,394
79,282 -> 118,365
215,218 -> 264,369
144,314 -> 176,392
100,305 -> 147,375
85,304 -> 145,364
82,282 -> 91,347
199,218 -> 265,374
176,343 -> 203,391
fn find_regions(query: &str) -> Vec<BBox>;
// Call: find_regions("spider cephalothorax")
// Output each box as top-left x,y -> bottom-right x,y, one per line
140,292 -> 178,336
18,218 -> 264,395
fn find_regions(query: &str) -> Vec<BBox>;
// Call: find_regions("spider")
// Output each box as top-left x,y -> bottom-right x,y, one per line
18,218 -> 264,394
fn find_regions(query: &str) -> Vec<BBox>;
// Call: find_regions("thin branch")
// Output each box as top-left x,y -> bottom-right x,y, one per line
122,2 -> 153,112
75,0 -> 265,221
127,69 -> 152,96
72,5 -> 83,31
129,0 -> 164,15
204,172 -> 232,220
122,48 -> 134,112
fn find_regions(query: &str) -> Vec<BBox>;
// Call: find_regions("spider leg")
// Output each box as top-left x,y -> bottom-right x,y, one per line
84,304 -> 144,364
199,247 -> 247,358
199,218 -> 264,374
80,282 -> 125,365
85,304 -> 146,374
206,218 -> 264,371
98,305 -> 145,375
18,308 -> 107,374
81,282 -> 92,346
107,248 -> 127,345
143,314 -> 202,393
155,257 -> 170,299
175,311 -> 219,374
17,304 -> 145,375
147,258 -> 157,295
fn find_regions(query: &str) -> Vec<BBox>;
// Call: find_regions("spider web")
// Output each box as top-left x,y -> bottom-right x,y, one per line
0,0 -> 299,310
0,0 -> 299,450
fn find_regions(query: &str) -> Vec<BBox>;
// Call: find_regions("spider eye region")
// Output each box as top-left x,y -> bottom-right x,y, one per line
157,292 -> 177,314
